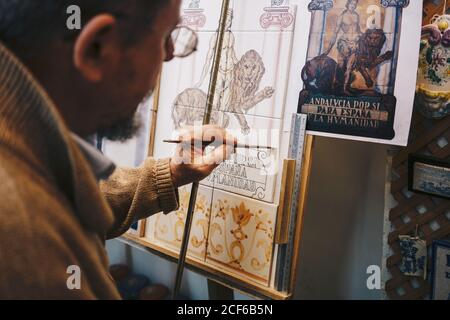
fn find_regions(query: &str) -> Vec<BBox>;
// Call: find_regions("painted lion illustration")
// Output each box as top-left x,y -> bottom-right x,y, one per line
172,50 -> 274,134
171,88 -> 221,129
301,54 -> 337,94
344,29 -> 393,94
228,50 -> 274,134
301,29 -> 394,96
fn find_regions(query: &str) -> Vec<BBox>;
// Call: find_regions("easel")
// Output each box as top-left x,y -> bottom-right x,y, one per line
122,133 -> 314,300
123,0 -> 315,300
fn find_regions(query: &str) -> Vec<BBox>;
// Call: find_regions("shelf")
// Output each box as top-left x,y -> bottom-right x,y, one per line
116,235 -> 292,300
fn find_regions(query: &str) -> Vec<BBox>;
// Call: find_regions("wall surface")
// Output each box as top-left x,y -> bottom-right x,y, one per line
294,137 -> 387,300
107,136 -> 388,300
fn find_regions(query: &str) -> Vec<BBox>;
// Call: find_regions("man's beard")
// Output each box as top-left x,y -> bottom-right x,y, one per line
98,91 -> 153,142
98,114 -> 142,142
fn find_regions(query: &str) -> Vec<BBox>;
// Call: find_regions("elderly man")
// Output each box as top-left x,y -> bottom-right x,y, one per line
0,0 -> 235,299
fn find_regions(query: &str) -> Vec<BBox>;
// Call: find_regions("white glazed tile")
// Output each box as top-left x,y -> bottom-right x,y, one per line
214,31 -> 294,119
224,112 -> 282,149
161,31 -> 294,120
180,0 -> 222,32
152,105 -> 218,188
159,32 -> 216,100
205,143 -> 279,203
225,112 -> 282,203
126,221 -> 142,238
144,185 -> 213,262
232,0 -> 296,32
154,23 -> 294,161
203,112 -> 282,203
153,30 -> 216,160
206,189 -> 278,286
145,217 -> 155,243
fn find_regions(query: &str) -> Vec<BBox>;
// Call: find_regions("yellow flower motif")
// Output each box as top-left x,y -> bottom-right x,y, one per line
231,202 -> 252,227
215,200 -> 228,219
255,209 -> 268,223
180,190 -> 191,208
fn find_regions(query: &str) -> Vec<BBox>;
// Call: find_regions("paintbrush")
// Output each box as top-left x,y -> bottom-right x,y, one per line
163,139 -> 274,150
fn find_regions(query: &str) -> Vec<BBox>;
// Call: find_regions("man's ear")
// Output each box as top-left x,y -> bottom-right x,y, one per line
73,14 -> 118,82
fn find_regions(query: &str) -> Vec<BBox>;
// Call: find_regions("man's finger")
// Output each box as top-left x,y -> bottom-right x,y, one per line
203,144 -> 235,166
179,125 -> 237,150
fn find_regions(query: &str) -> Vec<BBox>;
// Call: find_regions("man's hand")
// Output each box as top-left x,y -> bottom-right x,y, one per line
169,125 -> 237,188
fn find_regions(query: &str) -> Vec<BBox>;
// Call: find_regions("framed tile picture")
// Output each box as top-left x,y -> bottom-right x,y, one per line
431,240 -> 450,300
408,154 -> 450,200
283,0 -> 422,146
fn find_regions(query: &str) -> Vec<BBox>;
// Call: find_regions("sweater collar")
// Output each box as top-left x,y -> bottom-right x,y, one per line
72,134 -> 116,181
0,41 -> 115,234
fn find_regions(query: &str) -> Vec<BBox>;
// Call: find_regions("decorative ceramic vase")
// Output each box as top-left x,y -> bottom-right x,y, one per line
415,14 -> 450,119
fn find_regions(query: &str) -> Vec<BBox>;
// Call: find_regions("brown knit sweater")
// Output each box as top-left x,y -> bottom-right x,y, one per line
0,42 -> 179,299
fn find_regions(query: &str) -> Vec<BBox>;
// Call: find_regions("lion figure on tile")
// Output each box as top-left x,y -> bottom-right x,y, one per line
344,28 -> 394,94
172,50 -> 274,135
227,50 -> 274,134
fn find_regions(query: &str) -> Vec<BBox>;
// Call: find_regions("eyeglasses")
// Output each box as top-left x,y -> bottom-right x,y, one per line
168,26 -> 198,58
63,12 -> 199,59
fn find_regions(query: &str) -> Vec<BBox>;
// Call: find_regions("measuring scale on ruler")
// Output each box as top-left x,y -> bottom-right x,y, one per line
275,113 -> 308,292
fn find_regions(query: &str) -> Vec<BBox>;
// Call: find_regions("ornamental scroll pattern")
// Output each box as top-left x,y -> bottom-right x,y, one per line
206,194 -> 276,285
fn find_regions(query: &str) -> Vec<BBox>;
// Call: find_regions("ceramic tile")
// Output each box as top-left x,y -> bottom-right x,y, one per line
153,29 -> 217,161
181,0 -> 297,33
303,0 -> 395,94
145,217 -> 155,243
306,0 -> 391,59
330,0 -> 388,12
155,23 -> 294,167
224,111 -> 282,148
431,241 -> 450,300
158,103 -> 283,195
231,1 -> 296,32
144,185 -> 213,262
212,31 -> 294,119
161,31 -> 294,122
159,32 -> 216,100
293,0 -> 420,145
180,0 -> 222,32
152,103 -> 218,188
305,30 -> 396,94
126,221 -> 142,238
206,189 -> 278,286
205,147 -> 279,203
203,112 -> 282,203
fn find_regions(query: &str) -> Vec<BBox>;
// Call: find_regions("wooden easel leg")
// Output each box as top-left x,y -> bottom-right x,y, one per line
207,280 -> 234,300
